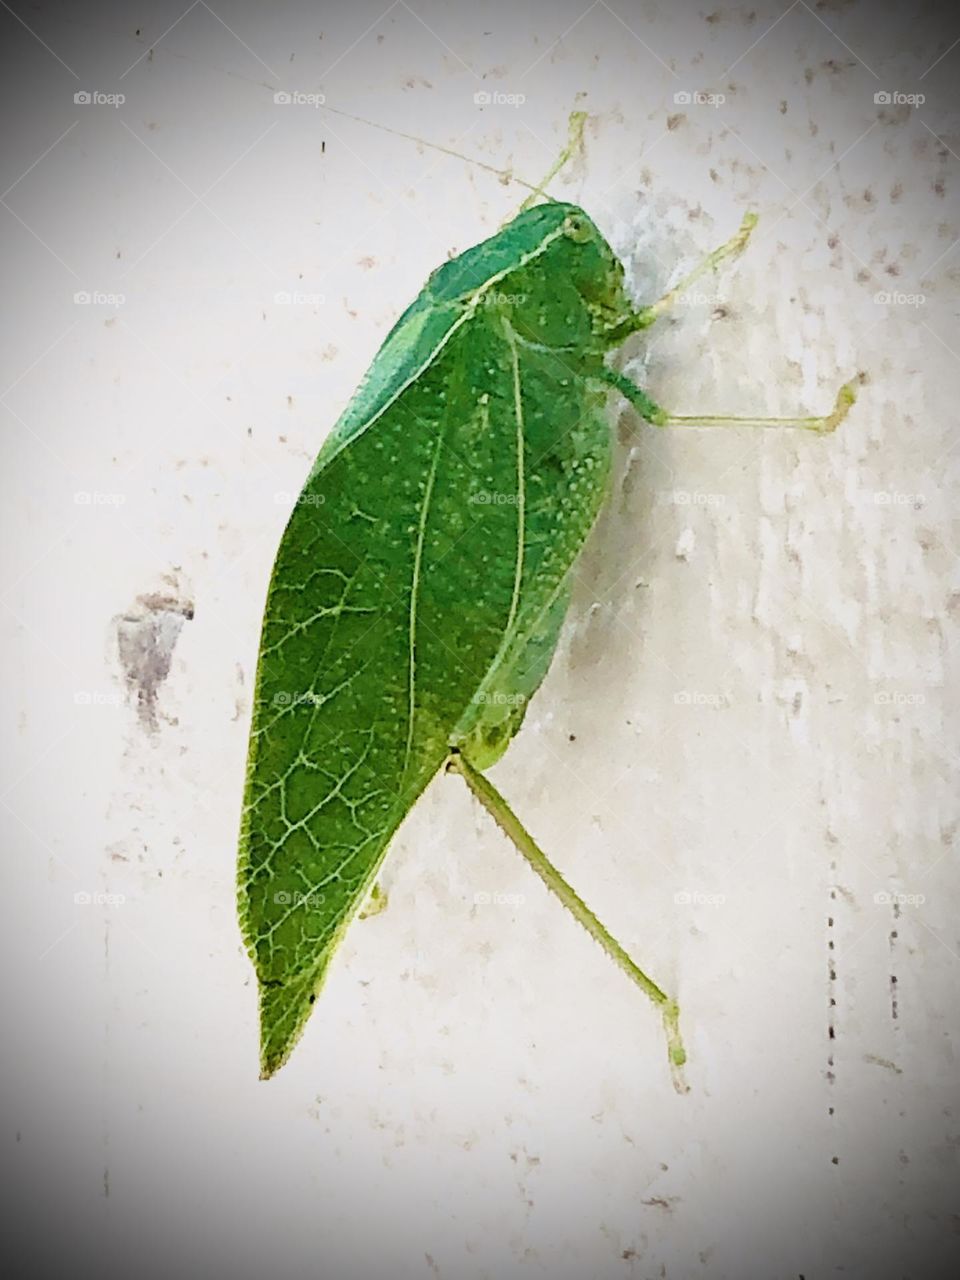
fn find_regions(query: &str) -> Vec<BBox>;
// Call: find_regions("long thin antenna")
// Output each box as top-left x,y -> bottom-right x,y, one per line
318,103 -> 541,193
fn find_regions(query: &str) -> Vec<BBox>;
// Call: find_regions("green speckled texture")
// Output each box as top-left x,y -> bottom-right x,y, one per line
238,201 -> 641,1077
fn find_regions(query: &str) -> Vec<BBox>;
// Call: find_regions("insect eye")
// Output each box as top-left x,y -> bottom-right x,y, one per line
562,214 -> 590,242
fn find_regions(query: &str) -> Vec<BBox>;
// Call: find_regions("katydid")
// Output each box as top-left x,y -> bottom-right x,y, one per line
238,113 -> 858,1083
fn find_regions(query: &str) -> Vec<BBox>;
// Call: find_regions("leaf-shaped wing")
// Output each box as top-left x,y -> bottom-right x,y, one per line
240,214 -> 616,1077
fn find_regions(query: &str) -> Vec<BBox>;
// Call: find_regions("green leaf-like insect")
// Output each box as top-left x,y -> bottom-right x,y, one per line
238,115 -> 858,1082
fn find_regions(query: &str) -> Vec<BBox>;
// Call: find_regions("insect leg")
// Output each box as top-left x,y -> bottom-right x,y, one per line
358,881 -> 389,920
598,369 -> 861,435
594,368 -> 668,421
447,749 -> 688,1090
632,211 -> 759,329
603,212 -> 759,345
512,109 -> 588,218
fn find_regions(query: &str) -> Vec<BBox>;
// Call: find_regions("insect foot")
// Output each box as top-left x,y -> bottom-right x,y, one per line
448,750 -> 689,1091
812,374 -> 864,435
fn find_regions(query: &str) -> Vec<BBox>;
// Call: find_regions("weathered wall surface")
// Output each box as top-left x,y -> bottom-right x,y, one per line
3,2 -> 958,1277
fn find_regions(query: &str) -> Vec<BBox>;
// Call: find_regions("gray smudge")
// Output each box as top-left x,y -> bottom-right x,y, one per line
116,590 -> 194,732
